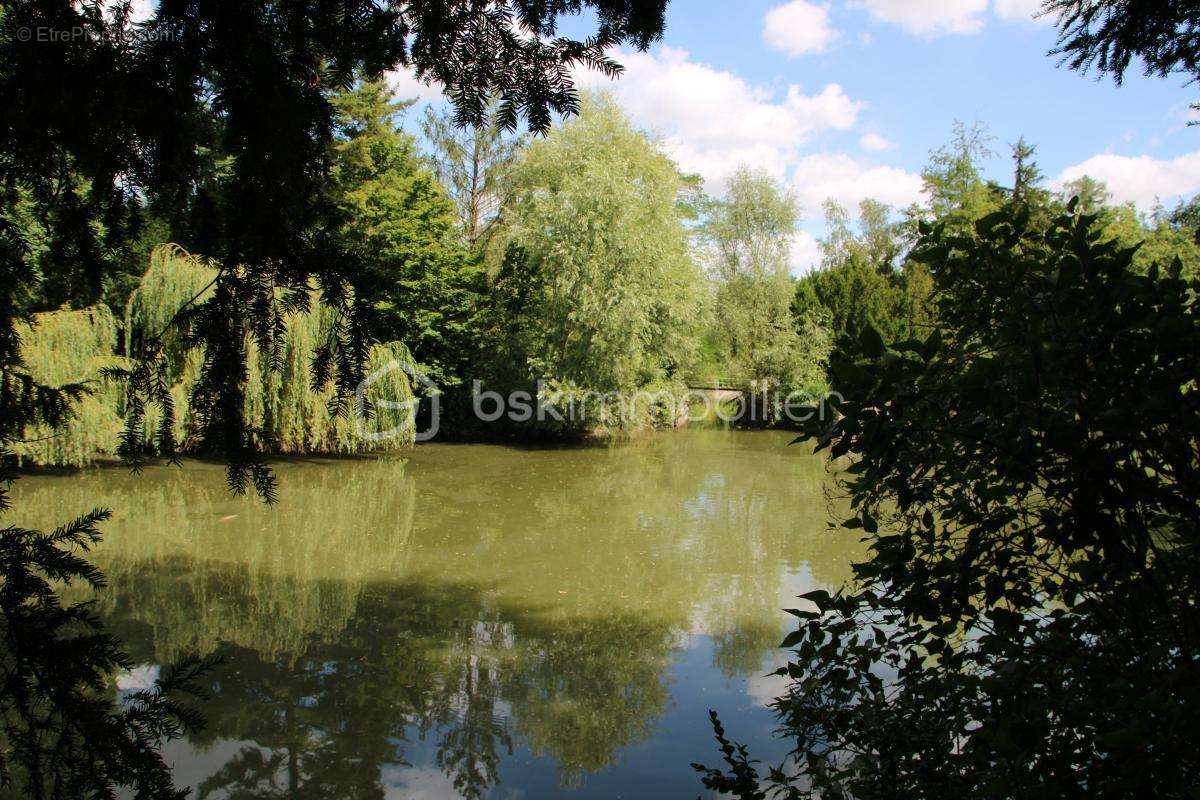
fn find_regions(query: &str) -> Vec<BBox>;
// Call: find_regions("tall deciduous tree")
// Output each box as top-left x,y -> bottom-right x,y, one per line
1060,174 -> 1112,215
920,120 -> 999,233
421,103 -> 525,254
495,94 -> 704,399
703,167 -> 828,397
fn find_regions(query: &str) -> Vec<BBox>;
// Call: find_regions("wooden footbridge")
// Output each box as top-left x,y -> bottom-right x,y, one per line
685,379 -> 749,400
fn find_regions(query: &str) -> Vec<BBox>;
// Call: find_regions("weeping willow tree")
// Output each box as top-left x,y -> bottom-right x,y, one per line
245,303 -> 419,453
486,94 -> 706,434
15,245 -> 418,467
12,306 -> 128,467
123,244 -> 215,453
126,244 -> 418,455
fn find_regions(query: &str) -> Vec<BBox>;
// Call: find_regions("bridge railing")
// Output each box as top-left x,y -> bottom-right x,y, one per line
684,379 -> 749,393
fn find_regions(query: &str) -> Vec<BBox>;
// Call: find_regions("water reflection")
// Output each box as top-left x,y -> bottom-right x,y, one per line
11,430 -> 858,798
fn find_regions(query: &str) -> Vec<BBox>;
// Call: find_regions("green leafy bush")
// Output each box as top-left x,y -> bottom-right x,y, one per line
699,199 -> 1200,798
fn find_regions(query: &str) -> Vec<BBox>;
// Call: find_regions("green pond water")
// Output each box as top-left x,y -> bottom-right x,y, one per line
10,428 -> 859,799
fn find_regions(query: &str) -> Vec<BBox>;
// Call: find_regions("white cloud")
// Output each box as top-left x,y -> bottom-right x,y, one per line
791,153 -> 925,219
859,132 -> 896,152
786,83 -> 862,129
1054,151 -> 1200,209
790,231 -> 823,275
383,764 -> 464,800
849,0 -> 989,35
101,0 -> 158,24
115,664 -> 159,692
576,47 -> 863,189
129,0 -> 156,22
386,68 -> 446,104
763,0 -> 840,57
993,0 -> 1054,24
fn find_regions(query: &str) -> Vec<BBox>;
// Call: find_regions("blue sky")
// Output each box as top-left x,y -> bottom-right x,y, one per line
394,1 -> 1199,271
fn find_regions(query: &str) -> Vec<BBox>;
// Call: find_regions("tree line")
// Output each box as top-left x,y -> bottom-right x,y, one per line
11,83 -> 1199,464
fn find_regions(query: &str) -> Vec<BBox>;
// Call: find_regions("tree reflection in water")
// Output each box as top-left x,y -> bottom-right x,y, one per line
10,430 -> 858,798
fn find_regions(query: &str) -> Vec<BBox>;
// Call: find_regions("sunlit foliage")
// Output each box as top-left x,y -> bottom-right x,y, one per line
12,307 -> 127,467
422,100 -> 526,254
14,245 -> 417,467
487,94 -> 705,430
332,80 -> 486,389
702,168 -> 830,402
126,245 -> 419,458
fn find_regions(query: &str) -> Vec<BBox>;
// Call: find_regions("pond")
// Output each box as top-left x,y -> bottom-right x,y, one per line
11,428 -> 858,799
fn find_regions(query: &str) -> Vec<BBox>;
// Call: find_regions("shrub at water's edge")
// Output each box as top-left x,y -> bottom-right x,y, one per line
12,306 -> 128,467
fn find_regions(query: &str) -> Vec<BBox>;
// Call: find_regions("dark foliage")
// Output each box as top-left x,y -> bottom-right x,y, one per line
0,469 -> 216,799
692,710 -> 767,800
698,194 -> 1200,798
1047,0 -> 1200,112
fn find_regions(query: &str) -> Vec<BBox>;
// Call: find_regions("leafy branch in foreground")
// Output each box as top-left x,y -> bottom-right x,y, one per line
1046,0 -> 1200,118
697,194 -> 1200,798
692,710 -> 767,800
